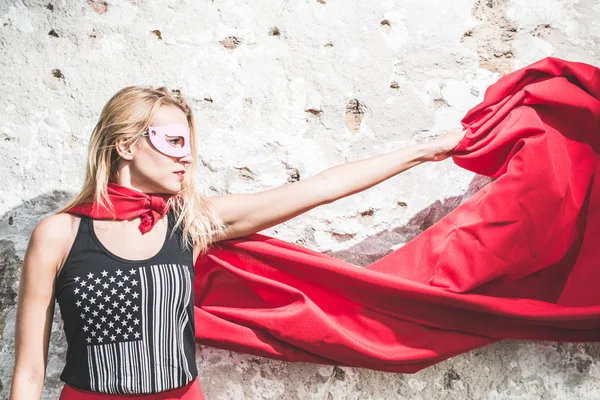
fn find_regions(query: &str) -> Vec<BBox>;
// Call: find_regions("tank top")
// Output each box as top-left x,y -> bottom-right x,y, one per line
54,211 -> 198,395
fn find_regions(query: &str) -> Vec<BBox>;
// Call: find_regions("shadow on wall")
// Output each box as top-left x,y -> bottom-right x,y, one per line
325,174 -> 495,267
0,190 -> 74,396
0,174 -> 491,396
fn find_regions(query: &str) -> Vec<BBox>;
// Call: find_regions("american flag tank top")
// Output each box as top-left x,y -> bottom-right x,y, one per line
54,210 -> 198,394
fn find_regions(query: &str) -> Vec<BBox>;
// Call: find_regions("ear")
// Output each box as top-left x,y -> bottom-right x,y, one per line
114,137 -> 138,161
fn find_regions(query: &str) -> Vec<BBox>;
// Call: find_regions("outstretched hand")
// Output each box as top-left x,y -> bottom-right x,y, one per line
423,127 -> 468,162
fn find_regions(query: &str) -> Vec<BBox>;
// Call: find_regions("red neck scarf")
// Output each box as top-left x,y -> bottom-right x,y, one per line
66,182 -> 177,234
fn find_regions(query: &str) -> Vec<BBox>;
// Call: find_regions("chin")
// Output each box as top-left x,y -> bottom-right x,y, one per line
166,180 -> 185,194
164,186 -> 182,195
149,181 -> 181,195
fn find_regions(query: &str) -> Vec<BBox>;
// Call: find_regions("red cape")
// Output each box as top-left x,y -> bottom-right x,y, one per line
193,57 -> 600,373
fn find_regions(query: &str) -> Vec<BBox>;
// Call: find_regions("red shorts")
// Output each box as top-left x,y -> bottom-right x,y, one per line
59,377 -> 205,400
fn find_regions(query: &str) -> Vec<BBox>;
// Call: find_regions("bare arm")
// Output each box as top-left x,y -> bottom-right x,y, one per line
10,215 -> 72,400
208,128 -> 466,240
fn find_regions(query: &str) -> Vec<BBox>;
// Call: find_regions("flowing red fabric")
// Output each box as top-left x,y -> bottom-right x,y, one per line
193,57 -> 600,373
67,183 -> 175,234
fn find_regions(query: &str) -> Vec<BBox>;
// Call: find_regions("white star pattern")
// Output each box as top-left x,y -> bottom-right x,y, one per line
72,267 -> 143,345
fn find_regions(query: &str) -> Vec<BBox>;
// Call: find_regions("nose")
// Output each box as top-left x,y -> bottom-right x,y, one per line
178,153 -> 193,164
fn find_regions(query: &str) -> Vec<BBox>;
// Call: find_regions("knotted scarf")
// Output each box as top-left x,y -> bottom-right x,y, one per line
66,182 -> 175,234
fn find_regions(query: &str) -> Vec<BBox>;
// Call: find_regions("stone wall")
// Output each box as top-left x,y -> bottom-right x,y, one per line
0,0 -> 598,398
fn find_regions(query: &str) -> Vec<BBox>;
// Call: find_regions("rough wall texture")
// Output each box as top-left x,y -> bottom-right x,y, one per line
0,0 -> 599,398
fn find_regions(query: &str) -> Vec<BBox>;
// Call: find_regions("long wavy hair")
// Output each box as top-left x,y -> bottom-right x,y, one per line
55,86 -> 228,255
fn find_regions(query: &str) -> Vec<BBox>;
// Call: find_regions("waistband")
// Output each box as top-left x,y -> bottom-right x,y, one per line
59,378 -> 205,400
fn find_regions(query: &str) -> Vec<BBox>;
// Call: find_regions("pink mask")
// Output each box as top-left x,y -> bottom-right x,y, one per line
143,123 -> 191,158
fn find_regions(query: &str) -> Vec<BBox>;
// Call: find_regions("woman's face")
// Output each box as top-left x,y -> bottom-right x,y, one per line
121,105 -> 193,195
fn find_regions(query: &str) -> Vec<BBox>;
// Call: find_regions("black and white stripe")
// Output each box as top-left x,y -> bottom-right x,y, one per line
146,263 -> 194,390
84,264 -> 193,394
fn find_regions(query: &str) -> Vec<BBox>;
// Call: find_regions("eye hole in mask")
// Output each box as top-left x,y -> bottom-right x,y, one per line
149,129 -> 186,149
145,124 -> 191,158
166,135 -> 185,149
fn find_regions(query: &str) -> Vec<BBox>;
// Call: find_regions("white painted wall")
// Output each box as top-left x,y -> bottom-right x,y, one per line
0,0 -> 598,398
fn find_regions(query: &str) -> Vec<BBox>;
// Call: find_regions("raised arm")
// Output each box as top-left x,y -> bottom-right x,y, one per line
208,128 -> 466,240
10,214 -> 73,400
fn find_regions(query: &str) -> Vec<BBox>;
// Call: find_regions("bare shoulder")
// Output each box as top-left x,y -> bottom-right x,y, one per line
205,193 -> 240,225
29,212 -> 81,276
33,212 -> 80,242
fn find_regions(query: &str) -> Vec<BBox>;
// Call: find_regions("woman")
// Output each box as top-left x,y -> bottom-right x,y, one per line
9,86 -> 465,399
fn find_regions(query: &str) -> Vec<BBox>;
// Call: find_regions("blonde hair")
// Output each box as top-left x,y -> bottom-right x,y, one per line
55,85 -> 228,255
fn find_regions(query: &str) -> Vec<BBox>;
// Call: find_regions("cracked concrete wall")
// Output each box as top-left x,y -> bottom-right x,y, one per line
0,0 -> 598,398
